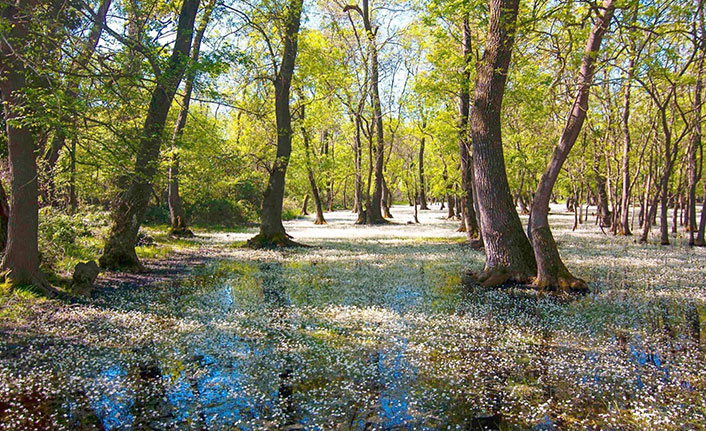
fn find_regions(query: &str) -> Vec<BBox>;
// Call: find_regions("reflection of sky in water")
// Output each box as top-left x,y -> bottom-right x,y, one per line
51,260 -> 689,431
378,338 -> 415,428
92,365 -> 134,431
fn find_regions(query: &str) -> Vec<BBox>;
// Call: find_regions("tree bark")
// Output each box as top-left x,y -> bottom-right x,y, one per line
689,0 -> 704,245
418,133 -> 429,210
100,0 -> 200,270
529,0 -> 614,291
301,117 -> 326,225
617,53 -> 635,235
248,0 -> 305,248
344,1 -> 385,224
469,0 -> 536,287
168,0 -> 216,237
300,194 -> 309,215
0,1 -> 58,295
0,180 -> 9,253
459,15 -> 480,241
352,106 -> 364,214
594,154 -> 612,227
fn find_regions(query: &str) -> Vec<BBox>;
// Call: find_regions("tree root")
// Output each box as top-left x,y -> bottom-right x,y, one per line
313,219 -> 327,225
99,250 -> 146,273
246,232 -> 308,249
463,267 -> 532,289
533,274 -> 588,294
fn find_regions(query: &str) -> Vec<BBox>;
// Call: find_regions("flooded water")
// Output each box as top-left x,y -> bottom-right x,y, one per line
1,206 -> 705,430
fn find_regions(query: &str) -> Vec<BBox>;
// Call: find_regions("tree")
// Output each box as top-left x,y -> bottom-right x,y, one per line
246,0 -> 306,247
469,0 -> 536,287
99,0 -> 201,270
528,0 -> 615,291
168,0 -> 217,237
689,0 -> 704,246
344,0 -> 386,224
458,14 -> 480,242
0,1 -> 58,295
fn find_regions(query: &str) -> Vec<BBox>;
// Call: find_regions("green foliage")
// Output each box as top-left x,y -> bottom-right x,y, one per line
37,207 -> 109,275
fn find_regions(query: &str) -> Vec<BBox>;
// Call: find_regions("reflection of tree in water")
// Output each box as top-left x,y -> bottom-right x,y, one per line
259,261 -> 300,429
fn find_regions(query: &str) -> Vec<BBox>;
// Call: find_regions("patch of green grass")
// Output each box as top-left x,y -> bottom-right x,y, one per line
135,244 -> 175,260
412,236 -> 468,244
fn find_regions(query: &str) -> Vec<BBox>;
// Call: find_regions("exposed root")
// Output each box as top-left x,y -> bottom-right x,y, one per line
463,268 -> 532,289
313,219 -> 327,225
533,274 -> 588,294
99,250 -> 146,273
246,232 -> 308,249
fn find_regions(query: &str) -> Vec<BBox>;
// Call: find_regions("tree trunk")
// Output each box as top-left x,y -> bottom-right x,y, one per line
352,102 -> 364,214
529,0 -> 614,291
459,15 -> 480,240
617,53 -> 635,235
300,194 -> 309,215
382,176 -> 393,218
248,0 -> 304,248
100,0 -> 200,270
345,1 -> 385,224
689,0 -> 704,245
418,132 -> 429,210
0,2 -> 58,295
696,184 -> 706,245
168,0 -> 215,238
0,180 -> 9,253
594,156 -> 612,227
301,117 -> 326,225
469,0 -> 535,287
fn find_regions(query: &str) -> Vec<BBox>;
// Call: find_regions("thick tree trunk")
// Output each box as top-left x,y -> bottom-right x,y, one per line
100,0 -> 200,270
529,0 -> 614,292
696,185 -> 706,245
248,0 -> 304,248
0,180 -> 9,254
0,2 -> 58,295
469,0 -> 536,287
168,0 -> 215,238
689,0 -> 704,245
459,15 -> 480,241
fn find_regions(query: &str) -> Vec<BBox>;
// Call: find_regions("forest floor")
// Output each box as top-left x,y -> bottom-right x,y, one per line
1,205 -> 705,430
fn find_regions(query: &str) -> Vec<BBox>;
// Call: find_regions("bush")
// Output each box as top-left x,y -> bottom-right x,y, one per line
143,204 -> 170,225
281,197 -> 301,221
187,198 -> 257,227
38,207 -> 109,275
